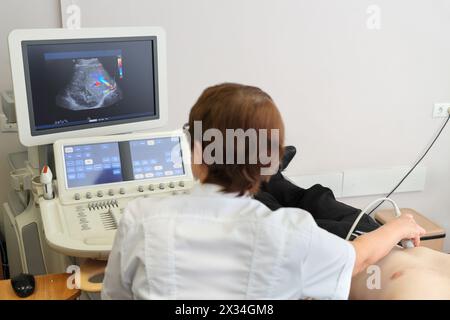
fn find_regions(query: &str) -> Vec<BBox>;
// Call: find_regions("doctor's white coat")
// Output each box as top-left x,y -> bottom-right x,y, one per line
101,183 -> 355,300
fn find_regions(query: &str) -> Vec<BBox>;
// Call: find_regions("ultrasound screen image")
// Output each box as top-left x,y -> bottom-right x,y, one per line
23,37 -> 158,135
56,57 -> 123,111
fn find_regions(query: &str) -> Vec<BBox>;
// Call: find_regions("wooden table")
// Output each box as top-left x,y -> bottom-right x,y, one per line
0,273 -> 81,300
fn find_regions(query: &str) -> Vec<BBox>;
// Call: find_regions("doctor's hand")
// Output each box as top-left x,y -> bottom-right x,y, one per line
351,213 -> 426,275
391,213 -> 426,247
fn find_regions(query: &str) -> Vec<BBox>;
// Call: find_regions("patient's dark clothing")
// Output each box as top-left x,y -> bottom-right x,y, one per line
255,172 -> 380,239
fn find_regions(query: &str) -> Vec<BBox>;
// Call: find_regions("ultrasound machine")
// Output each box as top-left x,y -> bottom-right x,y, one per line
3,27 -> 193,276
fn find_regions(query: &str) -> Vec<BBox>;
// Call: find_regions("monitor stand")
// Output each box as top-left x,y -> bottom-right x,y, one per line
28,146 -> 40,171
27,144 -> 54,176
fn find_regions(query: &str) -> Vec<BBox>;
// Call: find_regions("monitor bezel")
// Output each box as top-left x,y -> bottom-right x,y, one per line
22,36 -> 161,137
9,27 -> 168,147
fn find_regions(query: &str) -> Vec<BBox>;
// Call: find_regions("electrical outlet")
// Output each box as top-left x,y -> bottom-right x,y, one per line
433,103 -> 450,118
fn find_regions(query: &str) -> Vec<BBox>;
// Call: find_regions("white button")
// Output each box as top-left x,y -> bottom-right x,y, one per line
159,183 -> 165,189
169,182 -> 175,188
119,188 -> 126,195
86,192 -> 92,199
179,181 -> 185,187
148,185 -> 154,191
108,189 -> 114,196
138,186 -> 144,192
74,193 -> 81,200
97,191 -> 103,197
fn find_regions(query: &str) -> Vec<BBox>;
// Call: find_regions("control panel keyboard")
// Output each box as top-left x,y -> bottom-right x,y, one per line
72,180 -> 187,202
40,180 -> 193,259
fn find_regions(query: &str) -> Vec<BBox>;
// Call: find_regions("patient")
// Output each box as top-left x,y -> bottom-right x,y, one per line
351,246 -> 450,299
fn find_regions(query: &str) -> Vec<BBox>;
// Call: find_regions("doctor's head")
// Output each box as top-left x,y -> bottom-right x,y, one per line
187,83 -> 285,195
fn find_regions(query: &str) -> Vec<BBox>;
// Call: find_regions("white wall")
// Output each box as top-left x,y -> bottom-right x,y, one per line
1,0 -> 449,250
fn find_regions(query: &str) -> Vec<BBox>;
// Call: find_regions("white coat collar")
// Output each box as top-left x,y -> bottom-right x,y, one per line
189,182 -> 246,198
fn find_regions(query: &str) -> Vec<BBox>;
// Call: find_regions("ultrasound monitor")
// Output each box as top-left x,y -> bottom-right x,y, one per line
9,27 -> 168,146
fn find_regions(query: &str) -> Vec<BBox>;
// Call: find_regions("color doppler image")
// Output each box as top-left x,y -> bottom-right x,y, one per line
56,57 -> 123,111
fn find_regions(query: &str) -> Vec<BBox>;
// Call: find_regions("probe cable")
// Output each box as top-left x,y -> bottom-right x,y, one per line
346,114 -> 450,241
367,114 -> 450,217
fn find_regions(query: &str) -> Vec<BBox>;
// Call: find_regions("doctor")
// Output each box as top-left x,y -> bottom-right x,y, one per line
102,83 -> 424,300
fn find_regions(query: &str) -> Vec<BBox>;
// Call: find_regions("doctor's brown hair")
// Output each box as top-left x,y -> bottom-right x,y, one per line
188,83 -> 285,195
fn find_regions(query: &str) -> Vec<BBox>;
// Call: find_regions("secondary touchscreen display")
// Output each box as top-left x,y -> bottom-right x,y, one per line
129,137 -> 185,180
64,142 -> 123,188
63,136 -> 185,188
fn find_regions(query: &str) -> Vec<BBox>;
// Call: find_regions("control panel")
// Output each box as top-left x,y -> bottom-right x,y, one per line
39,130 -> 194,258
